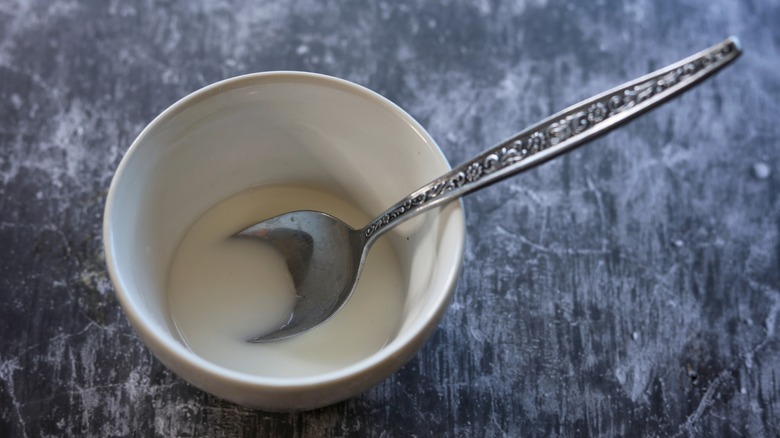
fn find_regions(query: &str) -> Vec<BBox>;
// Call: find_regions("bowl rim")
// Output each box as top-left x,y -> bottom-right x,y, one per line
103,71 -> 466,390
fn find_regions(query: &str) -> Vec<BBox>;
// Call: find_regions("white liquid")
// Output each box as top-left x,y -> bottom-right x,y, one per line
167,185 -> 404,378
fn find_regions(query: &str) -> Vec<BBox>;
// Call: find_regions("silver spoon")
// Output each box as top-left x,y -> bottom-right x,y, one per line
238,37 -> 741,342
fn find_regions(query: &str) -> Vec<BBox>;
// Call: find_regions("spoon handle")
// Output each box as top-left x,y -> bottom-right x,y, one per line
361,36 -> 741,243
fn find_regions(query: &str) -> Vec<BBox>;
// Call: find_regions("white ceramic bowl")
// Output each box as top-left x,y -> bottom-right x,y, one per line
103,72 -> 465,411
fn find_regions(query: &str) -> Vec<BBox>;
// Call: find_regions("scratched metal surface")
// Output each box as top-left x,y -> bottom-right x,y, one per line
1,1 -> 778,436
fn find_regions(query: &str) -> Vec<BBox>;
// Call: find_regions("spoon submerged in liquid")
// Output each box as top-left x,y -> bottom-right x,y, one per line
237,37 -> 741,342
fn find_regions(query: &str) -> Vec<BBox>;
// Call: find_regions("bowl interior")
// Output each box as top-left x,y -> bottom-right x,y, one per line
105,72 -> 464,382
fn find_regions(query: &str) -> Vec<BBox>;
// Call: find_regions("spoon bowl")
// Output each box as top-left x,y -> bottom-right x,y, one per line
241,37 -> 741,342
237,211 -> 366,341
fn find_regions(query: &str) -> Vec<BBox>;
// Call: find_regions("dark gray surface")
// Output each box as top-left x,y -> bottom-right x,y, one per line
1,1 -> 778,436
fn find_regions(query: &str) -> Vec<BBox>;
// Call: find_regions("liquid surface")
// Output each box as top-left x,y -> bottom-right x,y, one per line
167,186 -> 404,378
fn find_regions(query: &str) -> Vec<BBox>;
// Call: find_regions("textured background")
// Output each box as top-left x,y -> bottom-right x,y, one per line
1,0 -> 779,436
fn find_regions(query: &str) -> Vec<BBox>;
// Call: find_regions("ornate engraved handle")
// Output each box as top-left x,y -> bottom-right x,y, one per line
361,37 -> 742,244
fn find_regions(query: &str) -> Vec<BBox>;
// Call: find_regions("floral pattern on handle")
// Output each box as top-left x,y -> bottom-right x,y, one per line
364,39 -> 740,239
